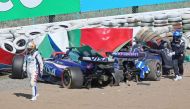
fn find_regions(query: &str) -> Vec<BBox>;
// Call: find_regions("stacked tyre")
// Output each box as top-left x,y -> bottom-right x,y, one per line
140,15 -> 154,27
113,17 -> 127,27
101,19 -> 119,27
168,13 -> 182,31
154,13 -> 168,27
182,12 -> 190,33
126,17 -> 139,27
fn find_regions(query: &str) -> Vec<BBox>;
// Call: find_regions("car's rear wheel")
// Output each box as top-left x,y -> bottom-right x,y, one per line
12,55 -> 26,79
146,60 -> 162,81
62,67 -> 84,89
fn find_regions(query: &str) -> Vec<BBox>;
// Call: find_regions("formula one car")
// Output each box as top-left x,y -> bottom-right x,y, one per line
41,46 -> 122,88
107,44 -> 163,82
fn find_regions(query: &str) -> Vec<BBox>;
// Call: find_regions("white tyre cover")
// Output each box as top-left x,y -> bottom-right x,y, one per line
13,36 -> 28,51
1,40 -> 16,54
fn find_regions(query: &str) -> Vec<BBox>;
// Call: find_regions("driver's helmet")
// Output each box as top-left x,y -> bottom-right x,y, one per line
173,30 -> 182,41
27,41 -> 36,53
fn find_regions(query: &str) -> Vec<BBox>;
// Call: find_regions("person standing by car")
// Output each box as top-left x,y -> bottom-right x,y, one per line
145,40 -> 173,75
23,41 -> 44,101
169,30 -> 185,81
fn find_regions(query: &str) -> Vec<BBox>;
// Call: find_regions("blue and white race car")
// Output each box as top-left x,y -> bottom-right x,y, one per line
41,46 -> 121,89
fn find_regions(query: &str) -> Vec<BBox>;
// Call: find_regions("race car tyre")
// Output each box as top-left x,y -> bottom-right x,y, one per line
146,60 -> 162,81
12,55 -> 26,79
62,67 -> 84,89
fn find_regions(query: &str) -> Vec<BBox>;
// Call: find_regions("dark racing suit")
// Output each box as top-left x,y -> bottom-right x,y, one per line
171,39 -> 185,76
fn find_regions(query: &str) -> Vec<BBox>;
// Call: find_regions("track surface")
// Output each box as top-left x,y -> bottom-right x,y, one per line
0,63 -> 190,109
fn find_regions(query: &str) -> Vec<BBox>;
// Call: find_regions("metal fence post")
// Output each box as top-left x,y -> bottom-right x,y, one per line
49,15 -> 55,23
132,6 -> 139,13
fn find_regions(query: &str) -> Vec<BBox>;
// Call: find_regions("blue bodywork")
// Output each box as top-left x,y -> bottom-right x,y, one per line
41,46 -> 116,86
111,44 -> 162,80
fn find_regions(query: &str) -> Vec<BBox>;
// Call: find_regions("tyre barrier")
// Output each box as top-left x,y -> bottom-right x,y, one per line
154,19 -> 168,24
182,19 -> 190,24
141,16 -> 154,23
1,40 -> 16,54
183,24 -> 190,30
153,26 -> 172,34
128,23 -> 138,27
54,22 -> 72,29
167,12 -> 181,18
25,29 -> 46,47
0,29 -> 11,34
168,17 -> 182,22
127,17 -> 138,23
154,13 -> 168,20
154,23 -> 168,27
0,33 -> 13,39
182,14 -> 190,20
114,18 -> 127,24
87,19 -> 102,25
11,29 -> 26,38
101,20 -> 119,27
13,36 -> 28,51
140,22 -> 153,27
